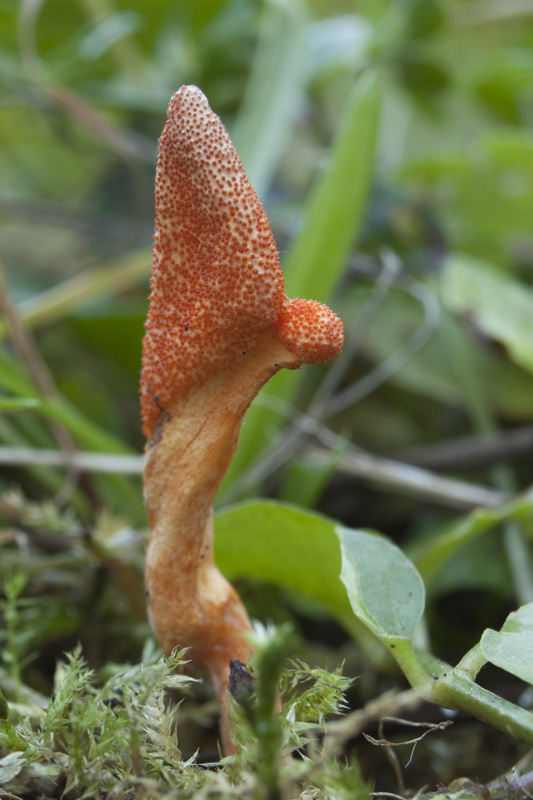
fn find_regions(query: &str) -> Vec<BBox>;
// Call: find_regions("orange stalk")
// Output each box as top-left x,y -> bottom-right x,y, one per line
141,86 -> 344,754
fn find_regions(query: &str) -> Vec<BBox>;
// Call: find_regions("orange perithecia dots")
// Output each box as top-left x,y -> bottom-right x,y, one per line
141,84 -> 344,437
278,298 -> 344,364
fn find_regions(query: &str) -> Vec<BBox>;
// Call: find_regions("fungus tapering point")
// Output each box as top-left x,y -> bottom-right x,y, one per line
141,85 -> 344,753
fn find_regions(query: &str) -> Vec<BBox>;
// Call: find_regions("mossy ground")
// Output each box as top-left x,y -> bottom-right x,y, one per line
0,492 -> 531,799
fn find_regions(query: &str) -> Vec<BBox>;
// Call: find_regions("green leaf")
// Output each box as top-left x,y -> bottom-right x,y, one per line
499,602 -> 533,635
337,528 -> 425,640
214,500 -> 352,625
217,505 -> 423,646
480,603 -> 533,685
441,254 -> 533,375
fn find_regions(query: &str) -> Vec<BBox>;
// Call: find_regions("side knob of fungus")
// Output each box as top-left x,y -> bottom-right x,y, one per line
141,85 -> 344,754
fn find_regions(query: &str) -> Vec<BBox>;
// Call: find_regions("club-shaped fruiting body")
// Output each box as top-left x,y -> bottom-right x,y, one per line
141,85 -> 344,753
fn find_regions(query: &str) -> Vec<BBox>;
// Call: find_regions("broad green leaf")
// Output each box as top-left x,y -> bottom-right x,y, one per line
337,528 -> 425,640
481,603 -> 533,685
441,254 -> 533,375
220,73 -> 381,494
214,500 -> 352,625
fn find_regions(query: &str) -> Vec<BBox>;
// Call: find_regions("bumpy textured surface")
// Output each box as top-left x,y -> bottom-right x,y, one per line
278,297 -> 345,364
141,85 -> 344,437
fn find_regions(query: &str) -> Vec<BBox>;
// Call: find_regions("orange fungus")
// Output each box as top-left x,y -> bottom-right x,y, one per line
141,86 -> 345,754
141,85 -> 344,437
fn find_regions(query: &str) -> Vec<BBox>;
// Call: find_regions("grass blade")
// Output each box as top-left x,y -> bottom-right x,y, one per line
220,73 -> 381,496
232,0 -> 308,197
283,72 -> 381,300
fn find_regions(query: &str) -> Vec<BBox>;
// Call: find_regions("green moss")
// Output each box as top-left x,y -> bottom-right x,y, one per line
0,634 -> 370,800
